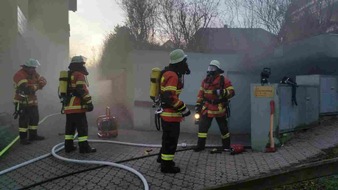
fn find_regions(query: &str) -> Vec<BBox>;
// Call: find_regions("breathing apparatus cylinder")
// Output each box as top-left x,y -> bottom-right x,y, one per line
58,71 -> 68,97
149,67 -> 162,102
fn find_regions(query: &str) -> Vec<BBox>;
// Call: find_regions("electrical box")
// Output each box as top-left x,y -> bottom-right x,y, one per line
251,84 -> 279,152
251,83 -> 319,152
296,75 -> 338,115
296,85 -> 320,127
278,85 -> 319,133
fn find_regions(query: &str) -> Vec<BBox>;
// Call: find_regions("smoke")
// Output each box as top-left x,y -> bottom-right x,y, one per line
83,28 -> 135,129
84,64 -> 134,129
0,24 -> 68,117
25,26 -> 69,116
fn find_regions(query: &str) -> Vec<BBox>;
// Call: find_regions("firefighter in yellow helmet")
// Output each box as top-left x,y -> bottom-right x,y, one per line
156,49 -> 191,173
63,55 -> 96,153
193,60 -> 235,152
13,58 -> 47,145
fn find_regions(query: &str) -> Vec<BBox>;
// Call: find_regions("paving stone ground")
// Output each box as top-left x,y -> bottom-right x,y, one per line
1,114 -> 338,190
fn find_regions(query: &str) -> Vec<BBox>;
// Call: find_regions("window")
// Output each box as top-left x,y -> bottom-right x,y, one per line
17,6 -> 27,36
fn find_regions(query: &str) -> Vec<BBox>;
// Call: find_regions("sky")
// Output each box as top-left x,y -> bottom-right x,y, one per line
69,0 -> 125,65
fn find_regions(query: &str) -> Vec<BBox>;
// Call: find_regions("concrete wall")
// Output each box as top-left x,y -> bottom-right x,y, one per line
0,0 -> 21,114
227,72 -> 260,134
0,0 -> 71,116
131,50 -> 258,135
28,0 -> 70,114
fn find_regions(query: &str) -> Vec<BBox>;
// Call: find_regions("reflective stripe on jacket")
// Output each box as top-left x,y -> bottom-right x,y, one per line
196,74 -> 235,117
13,69 -> 41,106
159,70 -> 186,122
64,71 -> 92,114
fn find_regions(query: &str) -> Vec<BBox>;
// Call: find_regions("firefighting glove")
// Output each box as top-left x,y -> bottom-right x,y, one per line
195,104 -> 202,113
181,107 -> 191,117
213,89 -> 227,97
27,84 -> 39,93
86,103 -> 94,112
13,103 -> 20,119
38,76 -> 47,89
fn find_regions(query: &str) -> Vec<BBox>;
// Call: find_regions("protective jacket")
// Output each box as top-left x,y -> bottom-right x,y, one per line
159,70 -> 186,122
64,71 -> 92,114
13,69 -> 44,106
196,74 -> 235,117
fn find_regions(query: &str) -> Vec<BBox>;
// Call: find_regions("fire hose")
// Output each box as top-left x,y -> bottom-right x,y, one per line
0,113 -> 150,190
0,113 -> 60,157
0,112 -> 247,190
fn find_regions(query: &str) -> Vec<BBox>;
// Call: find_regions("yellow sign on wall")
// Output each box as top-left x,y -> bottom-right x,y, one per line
254,86 -> 274,98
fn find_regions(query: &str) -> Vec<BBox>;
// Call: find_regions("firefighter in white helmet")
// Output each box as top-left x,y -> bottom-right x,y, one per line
13,58 -> 47,145
193,60 -> 235,152
156,49 -> 191,173
63,55 -> 96,153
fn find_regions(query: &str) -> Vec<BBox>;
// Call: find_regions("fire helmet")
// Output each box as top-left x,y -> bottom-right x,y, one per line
169,49 -> 187,64
71,55 -> 87,64
22,58 -> 40,68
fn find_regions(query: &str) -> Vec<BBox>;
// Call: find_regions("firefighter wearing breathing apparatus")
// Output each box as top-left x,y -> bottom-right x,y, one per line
193,60 -> 235,152
13,59 -> 47,145
156,49 -> 191,174
61,55 -> 96,154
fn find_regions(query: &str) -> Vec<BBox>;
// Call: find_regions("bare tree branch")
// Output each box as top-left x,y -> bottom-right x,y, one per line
284,0 -> 337,42
118,0 -> 157,46
157,0 -> 221,48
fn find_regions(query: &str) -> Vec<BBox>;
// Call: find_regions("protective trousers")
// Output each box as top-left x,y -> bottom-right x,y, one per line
65,113 -> 88,146
159,120 -> 180,166
197,114 -> 230,149
19,106 -> 39,140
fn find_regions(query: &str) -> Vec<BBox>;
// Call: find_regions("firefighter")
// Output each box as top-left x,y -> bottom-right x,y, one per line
156,49 -> 191,173
193,60 -> 235,152
13,58 -> 47,145
63,55 -> 96,153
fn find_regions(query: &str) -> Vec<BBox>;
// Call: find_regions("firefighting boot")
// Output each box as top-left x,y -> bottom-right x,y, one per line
20,132 -> 31,145
156,149 -> 162,163
193,138 -> 206,152
222,137 -> 231,151
157,153 -> 161,163
161,161 -> 180,174
157,154 -> 175,166
156,150 -> 175,166
29,130 -> 45,141
64,140 -> 77,153
79,141 -> 97,153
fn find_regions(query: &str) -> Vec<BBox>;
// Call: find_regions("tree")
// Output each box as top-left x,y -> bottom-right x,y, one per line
279,0 -> 338,43
247,0 -> 291,35
118,0 -> 223,48
98,25 -> 135,78
302,0 -> 337,34
157,0 -> 222,48
223,0 -> 260,29
223,0 -> 291,43
118,0 -> 157,46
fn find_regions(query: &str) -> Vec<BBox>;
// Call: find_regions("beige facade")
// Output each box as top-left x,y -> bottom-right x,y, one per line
0,0 -> 75,114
